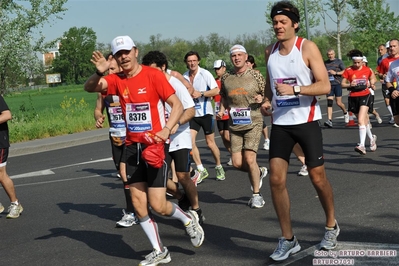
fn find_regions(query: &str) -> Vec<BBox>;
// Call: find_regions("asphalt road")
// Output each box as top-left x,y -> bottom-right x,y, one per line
1,86 -> 399,266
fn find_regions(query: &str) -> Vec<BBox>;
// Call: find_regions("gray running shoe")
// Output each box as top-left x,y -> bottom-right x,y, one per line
320,220 -> 340,250
215,165 -> 225,181
251,167 -> 268,191
116,209 -> 139,227
324,120 -> 333,128
0,202 -> 4,213
248,194 -> 265,209
197,168 -> 209,184
185,210 -> 205,247
139,247 -> 171,266
6,203 -> 23,219
270,236 -> 301,261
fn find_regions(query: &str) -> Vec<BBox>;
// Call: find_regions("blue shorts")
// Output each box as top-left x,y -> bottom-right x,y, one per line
327,84 -> 343,97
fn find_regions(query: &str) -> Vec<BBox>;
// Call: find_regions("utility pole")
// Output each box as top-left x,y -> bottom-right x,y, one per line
304,0 -> 310,39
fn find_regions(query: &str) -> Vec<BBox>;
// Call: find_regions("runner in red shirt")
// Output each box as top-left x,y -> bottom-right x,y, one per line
342,49 -> 377,155
84,35 -> 204,265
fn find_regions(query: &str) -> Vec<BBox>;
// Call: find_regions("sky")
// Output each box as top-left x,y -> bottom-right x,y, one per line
40,0 -> 399,47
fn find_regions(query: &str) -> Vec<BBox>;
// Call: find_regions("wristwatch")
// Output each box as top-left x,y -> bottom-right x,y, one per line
201,91 -> 204,97
293,85 -> 301,96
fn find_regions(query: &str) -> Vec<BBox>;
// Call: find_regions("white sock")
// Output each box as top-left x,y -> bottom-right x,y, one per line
197,164 -> 204,171
387,105 -> 393,117
366,124 -> 373,140
168,203 -> 191,225
359,125 -> 367,146
140,216 -> 163,251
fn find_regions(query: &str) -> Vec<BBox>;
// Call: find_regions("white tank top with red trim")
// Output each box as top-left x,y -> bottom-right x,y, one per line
268,36 -> 322,125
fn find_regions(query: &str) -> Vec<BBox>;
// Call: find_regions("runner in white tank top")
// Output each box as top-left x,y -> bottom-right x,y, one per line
260,1 -> 339,262
267,36 -> 322,125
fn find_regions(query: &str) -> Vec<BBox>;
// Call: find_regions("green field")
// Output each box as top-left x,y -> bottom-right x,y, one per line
5,85 -> 101,143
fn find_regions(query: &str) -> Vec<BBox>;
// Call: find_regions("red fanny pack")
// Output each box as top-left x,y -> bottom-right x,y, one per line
139,132 -> 165,168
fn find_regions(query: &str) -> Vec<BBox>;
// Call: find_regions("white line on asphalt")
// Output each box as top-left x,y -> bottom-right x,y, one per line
12,173 -> 112,188
51,157 -> 113,170
9,158 -> 113,180
10,169 -> 55,179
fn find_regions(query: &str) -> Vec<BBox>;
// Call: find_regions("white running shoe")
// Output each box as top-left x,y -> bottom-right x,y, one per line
376,116 -> 382,124
297,165 -> 308,176
344,113 -> 350,123
7,203 -> 23,219
226,157 -> 233,166
139,247 -> 171,266
185,210 -> 205,247
116,209 -> 139,227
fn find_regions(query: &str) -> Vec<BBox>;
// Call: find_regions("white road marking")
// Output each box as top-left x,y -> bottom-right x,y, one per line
9,157 -> 113,180
10,169 -> 55,179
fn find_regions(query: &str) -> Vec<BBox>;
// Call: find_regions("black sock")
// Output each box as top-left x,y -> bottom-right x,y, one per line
287,236 -> 295,241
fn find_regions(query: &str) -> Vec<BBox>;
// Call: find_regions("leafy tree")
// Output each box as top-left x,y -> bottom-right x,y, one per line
0,0 -> 67,94
52,27 -> 97,84
207,33 -> 230,56
347,0 -> 399,56
264,0 -> 321,40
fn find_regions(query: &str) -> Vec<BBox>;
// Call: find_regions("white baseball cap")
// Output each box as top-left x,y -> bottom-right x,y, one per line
386,41 -> 390,48
362,56 -> 368,63
213,60 -> 226,68
230,44 -> 247,55
111,36 -> 136,55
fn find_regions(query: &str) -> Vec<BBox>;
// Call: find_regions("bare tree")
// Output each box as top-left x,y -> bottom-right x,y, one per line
319,0 -> 351,59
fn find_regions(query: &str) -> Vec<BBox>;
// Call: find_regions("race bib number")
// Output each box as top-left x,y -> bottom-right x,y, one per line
230,107 -> 252,125
108,106 -> 125,129
126,103 -> 152,132
274,77 -> 297,86
274,77 -> 300,107
354,78 -> 367,86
